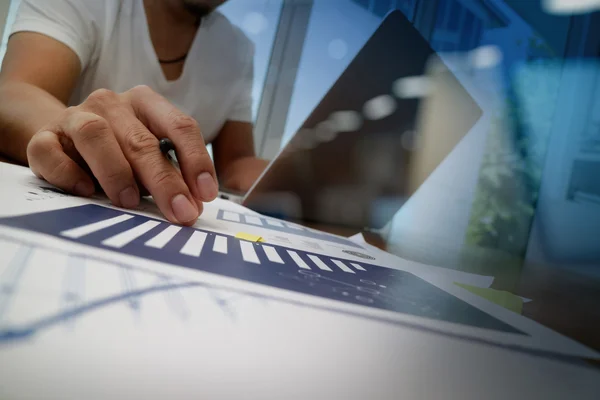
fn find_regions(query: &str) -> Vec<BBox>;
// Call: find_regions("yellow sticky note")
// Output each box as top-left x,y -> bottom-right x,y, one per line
454,283 -> 523,314
235,232 -> 265,243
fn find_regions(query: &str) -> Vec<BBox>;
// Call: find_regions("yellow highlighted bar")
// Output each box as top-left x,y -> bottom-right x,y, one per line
235,232 -> 265,243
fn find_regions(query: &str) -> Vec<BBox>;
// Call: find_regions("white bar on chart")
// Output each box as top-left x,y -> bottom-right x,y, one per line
240,241 -> 260,264
332,259 -> 355,273
102,221 -> 160,248
308,255 -> 333,271
61,214 -> 133,239
244,215 -> 263,226
223,211 -> 240,222
350,262 -> 366,271
180,231 -> 208,257
287,250 -> 311,270
144,225 -> 181,249
262,245 -> 284,264
213,235 -> 228,254
285,223 -> 304,230
265,219 -> 284,227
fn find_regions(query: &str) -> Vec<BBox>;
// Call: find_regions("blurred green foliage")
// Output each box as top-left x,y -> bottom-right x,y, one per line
465,58 -> 561,256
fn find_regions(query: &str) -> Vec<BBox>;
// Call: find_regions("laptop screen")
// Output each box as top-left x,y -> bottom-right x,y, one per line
244,10 -> 482,229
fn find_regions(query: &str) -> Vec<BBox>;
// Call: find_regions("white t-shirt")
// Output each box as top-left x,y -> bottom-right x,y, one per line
11,0 -> 254,143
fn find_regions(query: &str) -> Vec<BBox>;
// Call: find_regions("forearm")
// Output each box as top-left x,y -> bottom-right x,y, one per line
0,81 -> 66,164
219,156 -> 269,192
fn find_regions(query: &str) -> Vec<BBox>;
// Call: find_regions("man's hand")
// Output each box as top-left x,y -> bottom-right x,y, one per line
26,85 -> 219,226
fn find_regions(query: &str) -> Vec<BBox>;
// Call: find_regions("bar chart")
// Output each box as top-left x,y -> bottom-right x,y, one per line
0,204 -> 522,334
216,209 -> 364,248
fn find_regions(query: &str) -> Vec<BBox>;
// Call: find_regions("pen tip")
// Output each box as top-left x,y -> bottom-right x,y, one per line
159,138 -> 175,154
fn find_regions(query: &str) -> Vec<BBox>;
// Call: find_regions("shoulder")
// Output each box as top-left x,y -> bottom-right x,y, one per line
13,0 -> 114,33
16,0 -> 108,19
206,11 -> 254,61
12,0 -> 115,65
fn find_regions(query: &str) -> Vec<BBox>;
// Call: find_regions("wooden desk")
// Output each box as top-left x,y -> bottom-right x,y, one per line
0,154 -> 15,164
518,262 -> 600,364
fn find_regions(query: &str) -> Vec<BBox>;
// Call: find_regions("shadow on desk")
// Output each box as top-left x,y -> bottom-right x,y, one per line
0,154 -> 17,165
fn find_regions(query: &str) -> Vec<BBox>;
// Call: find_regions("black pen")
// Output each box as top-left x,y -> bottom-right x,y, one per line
159,138 -> 181,170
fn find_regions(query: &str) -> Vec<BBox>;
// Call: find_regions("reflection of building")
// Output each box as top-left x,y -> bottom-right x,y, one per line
351,0 -> 509,52
431,0 -> 508,51
351,0 -> 418,20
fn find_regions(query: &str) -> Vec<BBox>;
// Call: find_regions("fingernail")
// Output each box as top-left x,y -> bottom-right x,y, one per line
171,194 -> 198,223
196,172 -> 218,200
119,186 -> 139,208
74,181 -> 94,196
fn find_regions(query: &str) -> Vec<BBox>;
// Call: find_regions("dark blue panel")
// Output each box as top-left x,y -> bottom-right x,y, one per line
373,0 -> 392,18
353,0 -> 370,10
0,204 -> 524,334
447,0 -> 461,31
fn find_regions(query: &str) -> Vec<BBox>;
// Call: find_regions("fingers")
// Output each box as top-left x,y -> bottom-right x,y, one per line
105,104 -> 201,225
58,109 -> 140,209
126,86 -> 219,202
27,86 -> 211,226
27,130 -> 95,196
